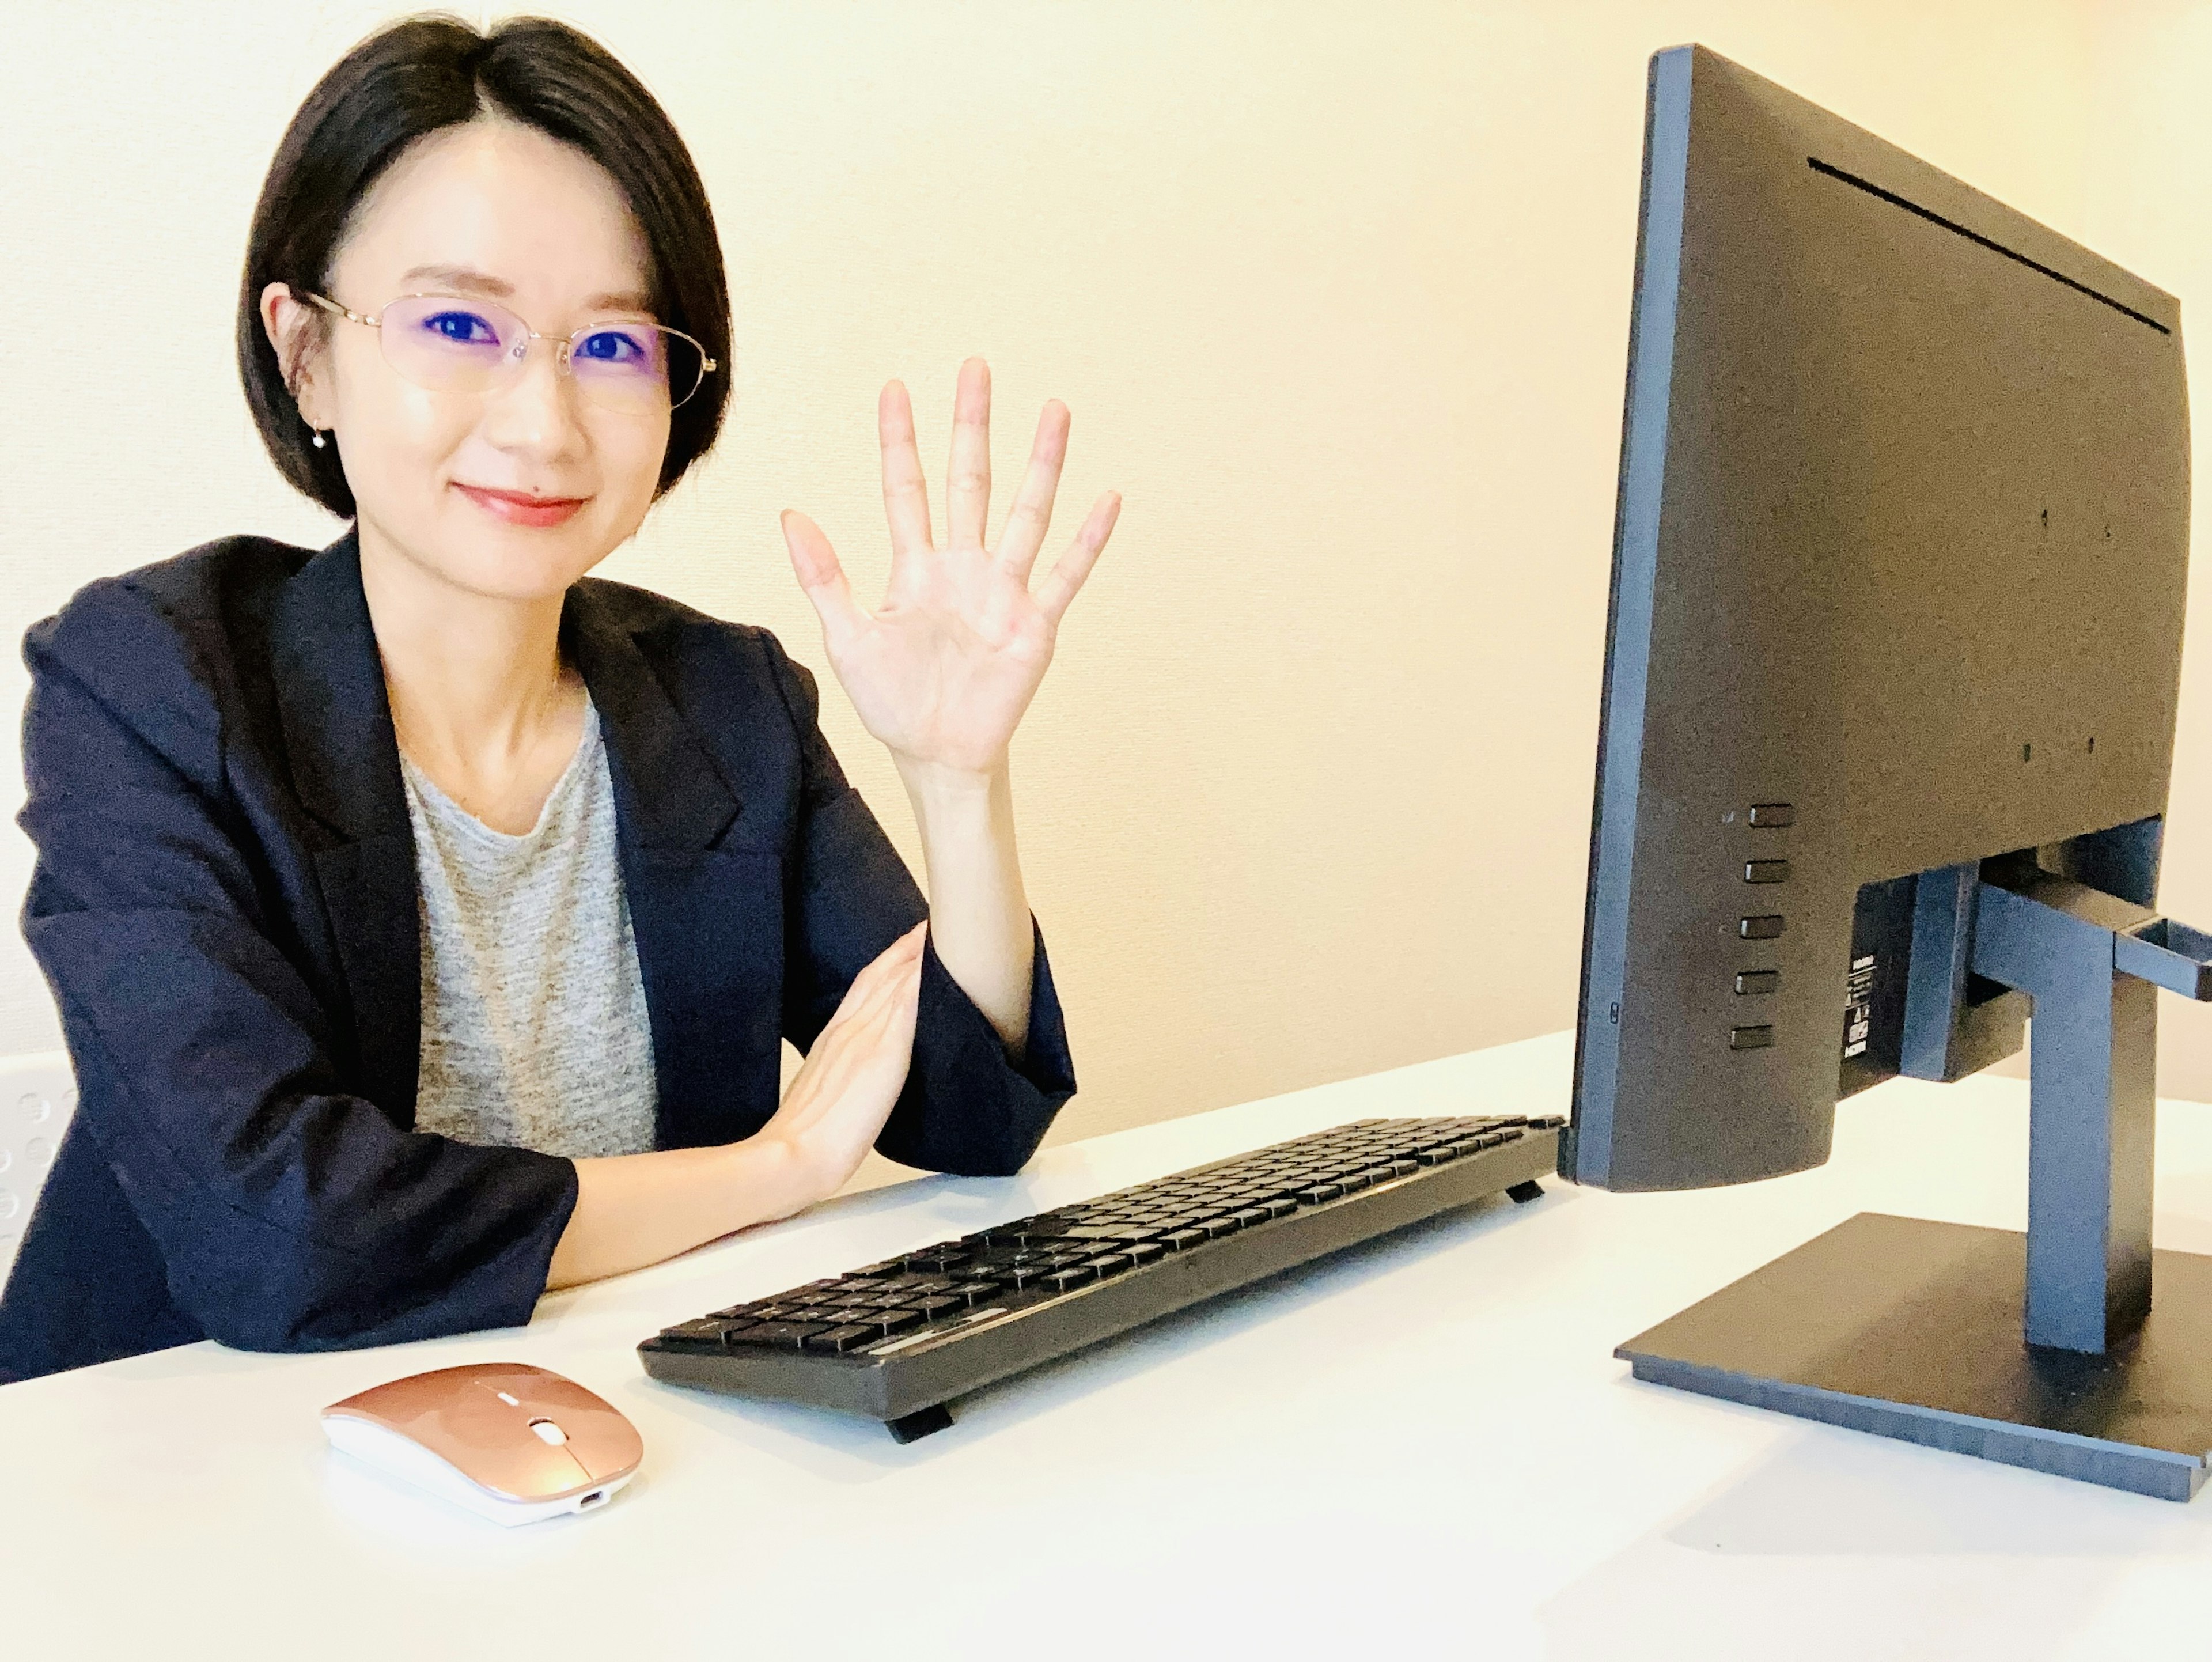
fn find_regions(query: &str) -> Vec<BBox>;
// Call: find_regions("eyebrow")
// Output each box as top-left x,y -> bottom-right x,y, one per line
396,264 -> 656,315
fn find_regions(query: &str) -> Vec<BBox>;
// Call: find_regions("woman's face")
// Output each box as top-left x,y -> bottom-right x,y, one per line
270,117 -> 671,603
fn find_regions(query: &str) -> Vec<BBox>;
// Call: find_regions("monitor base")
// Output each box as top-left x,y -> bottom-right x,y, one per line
1616,1212 -> 2212,1501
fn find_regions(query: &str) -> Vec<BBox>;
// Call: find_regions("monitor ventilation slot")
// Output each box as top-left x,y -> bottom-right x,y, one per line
1806,157 -> 2168,336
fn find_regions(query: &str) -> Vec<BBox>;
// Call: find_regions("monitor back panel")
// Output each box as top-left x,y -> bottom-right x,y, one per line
1571,46 -> 2189,1192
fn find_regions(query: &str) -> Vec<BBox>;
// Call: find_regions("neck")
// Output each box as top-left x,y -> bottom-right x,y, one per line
357,523 -> 574,771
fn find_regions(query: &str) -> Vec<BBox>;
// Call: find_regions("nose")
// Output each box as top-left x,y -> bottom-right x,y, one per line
480,332 -> 587,461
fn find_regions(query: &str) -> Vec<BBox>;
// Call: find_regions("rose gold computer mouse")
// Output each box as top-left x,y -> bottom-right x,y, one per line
321,1361 -> 644,1527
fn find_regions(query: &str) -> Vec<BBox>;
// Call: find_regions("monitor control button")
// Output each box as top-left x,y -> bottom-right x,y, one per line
1748,803 -> 1795,827
1744,859 -> 1790,884
1729,1025 -> 1775,1050
1735,970 -> 1780,995
1739,915 -> 1786,940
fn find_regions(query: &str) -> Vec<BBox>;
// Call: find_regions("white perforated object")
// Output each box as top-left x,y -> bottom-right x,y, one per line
0,1052 -> 77,1295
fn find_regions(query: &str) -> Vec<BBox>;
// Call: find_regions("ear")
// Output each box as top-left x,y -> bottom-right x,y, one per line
260,281 -> 332,433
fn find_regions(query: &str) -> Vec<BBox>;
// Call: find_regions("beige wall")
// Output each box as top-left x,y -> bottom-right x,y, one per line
9,0 -> 2210,1144
2078,2 -> 2212,1099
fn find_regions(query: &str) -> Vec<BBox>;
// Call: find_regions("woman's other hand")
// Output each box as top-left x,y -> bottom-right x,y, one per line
778,359 -> 1121,784
545,924 -> 925,1289
751,922 -> 927,1209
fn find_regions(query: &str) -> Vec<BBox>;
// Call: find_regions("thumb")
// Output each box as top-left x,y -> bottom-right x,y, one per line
779,509 -> 866,649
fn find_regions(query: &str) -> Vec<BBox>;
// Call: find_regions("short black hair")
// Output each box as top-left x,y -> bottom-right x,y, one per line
237,13 -> 732,518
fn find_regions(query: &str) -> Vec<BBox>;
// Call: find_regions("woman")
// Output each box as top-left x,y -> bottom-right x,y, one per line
0,15 -> 1116,1381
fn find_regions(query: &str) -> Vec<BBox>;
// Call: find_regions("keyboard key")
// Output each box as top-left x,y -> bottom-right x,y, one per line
803,1324 -> 882,1353
661,1318 -> 741,1347
1297,1184 -> 1342,1203
1259,1198 -> 1300,1220
1044,1266 -> 1096,1291
872,1308 -> 925,1335
1199,1216 -> 1244,1237
1123,1241 -> 1168,1265
1160,1229 -> 1210,1251
911,1296 -> 966,1318
726,1322 -> 829,1348
1084,1253 -> 1132,1275
1355,1168 -> 1396,1187
1231,1208 -> 1273,1228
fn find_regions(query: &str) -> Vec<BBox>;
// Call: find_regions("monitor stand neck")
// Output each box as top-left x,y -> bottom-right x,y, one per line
1969,872 -> 2212,1353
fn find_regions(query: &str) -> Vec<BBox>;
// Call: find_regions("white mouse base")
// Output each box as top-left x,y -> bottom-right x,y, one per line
323,1415 -> 635,1527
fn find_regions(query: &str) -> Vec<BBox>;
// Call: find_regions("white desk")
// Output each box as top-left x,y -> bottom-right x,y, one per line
8,1031 -> 2212,1659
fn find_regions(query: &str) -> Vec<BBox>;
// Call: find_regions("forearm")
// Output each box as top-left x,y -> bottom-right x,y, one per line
544,1138 -> 813,1290
896,758 -> 1035,1053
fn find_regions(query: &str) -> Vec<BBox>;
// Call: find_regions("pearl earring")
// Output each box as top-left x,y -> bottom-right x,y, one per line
312,430 -> 327,449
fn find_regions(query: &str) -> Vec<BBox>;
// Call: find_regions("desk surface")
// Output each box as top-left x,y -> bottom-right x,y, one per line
8,1032 -> 2212,1659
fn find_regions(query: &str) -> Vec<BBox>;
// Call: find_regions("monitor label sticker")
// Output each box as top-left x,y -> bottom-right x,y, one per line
1844,955 -> 1876,1058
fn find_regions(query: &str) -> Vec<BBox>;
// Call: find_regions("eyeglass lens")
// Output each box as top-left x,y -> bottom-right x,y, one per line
376,297 -> 707,412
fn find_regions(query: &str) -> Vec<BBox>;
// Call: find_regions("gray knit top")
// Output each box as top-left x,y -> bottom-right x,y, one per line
399,695 -> 659,1160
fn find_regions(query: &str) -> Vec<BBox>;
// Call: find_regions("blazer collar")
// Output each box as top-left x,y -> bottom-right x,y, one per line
268,527 -> 739,851
269,528 -> 406,841
562,582 -> 742,851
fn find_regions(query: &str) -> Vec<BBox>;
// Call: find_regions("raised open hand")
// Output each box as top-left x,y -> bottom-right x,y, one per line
779,359 -> 1120,781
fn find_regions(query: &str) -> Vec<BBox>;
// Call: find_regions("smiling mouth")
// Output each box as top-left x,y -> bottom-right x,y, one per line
453,483 -> 589,527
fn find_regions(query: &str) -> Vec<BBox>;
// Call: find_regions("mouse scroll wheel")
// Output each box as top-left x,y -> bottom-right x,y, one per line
528,1418 -> 569,1447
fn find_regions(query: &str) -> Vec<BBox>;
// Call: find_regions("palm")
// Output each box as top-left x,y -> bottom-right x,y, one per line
781,361 -> 1119,778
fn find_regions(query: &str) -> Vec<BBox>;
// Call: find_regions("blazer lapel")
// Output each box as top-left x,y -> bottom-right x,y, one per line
268,529 -> 423,1129
565,586 -> 783,1149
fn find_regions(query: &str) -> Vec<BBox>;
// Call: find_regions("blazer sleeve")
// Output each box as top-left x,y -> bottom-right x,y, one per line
760,635 -> 1077,1176
15,583 -> 579,1354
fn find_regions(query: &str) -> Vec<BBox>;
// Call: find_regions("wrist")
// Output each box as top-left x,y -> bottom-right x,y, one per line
892,752 -> 1007,810
729,1132 -> 828,1224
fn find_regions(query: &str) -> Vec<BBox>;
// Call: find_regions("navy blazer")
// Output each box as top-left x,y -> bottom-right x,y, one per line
0,530 -> 1075,1383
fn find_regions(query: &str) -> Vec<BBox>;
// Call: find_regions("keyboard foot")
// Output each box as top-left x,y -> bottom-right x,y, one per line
885,1404 -> 954,1443
1505,1179 -> 1546,1205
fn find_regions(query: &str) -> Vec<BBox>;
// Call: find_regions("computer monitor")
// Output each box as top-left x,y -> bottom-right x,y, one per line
1565,45 -> 2212,1500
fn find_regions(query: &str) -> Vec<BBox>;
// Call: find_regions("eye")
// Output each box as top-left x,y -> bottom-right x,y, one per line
575,327 -> 653,365
418,309 -> 501,346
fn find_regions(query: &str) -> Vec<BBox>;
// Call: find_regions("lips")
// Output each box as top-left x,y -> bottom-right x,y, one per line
454,483 -> 588,528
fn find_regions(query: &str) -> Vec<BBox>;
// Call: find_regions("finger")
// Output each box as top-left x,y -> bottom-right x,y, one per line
997,400 -> 1069,582
779,510 -> 869,653
813,926 -> 929,1044
791,972 -> 917,1133
946,357 -> 991,550
879,380 -> 934,555
832,928 -> 925,1019
778,970 -> 910,1131
1033,490 -> 1122,625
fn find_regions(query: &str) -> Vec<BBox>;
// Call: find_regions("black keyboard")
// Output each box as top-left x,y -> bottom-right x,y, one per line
638,1113 -> 1562,1440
